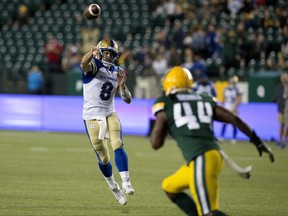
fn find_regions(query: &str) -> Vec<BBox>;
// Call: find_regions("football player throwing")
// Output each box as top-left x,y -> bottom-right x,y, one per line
80,38 -> 134,205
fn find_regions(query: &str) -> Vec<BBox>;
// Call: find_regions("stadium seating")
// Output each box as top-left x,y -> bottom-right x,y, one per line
0,0 -> 287,93
0,0 -> 150,75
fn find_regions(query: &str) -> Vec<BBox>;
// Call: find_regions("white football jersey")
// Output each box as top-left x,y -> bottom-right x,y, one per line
223,86 -> 240,111
82,57 -> 120,120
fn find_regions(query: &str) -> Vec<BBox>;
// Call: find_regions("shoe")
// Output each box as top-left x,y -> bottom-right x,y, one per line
218,137 -> 224,143
110,183 -> 127,205
276,141 -> 282,148
276,141 -> 286,149
122,182 -> 135,195
231,139 -> 236,145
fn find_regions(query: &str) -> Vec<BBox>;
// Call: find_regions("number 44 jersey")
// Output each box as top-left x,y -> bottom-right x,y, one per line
152,91 -> 220,163
82,57 -> 120,120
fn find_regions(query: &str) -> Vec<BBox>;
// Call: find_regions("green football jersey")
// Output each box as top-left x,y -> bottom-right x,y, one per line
152,91 -> 220,163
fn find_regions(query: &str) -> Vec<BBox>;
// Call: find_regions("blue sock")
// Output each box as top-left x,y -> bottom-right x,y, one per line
233,126 -> 237,139
114,147 -> 128,172
98,162 -> 113,177
221,124 -> 226,137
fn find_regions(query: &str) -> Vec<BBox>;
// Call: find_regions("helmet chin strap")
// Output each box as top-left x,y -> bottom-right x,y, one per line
101,59 -> 114,67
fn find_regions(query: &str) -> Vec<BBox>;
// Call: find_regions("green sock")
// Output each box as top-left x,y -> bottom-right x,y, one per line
169,192 -> 198,216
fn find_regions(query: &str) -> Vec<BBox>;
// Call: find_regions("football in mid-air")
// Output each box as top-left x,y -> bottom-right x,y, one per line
83,3 -> 101,20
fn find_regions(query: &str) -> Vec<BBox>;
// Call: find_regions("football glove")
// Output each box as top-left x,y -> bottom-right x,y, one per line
250,130 -> 275,163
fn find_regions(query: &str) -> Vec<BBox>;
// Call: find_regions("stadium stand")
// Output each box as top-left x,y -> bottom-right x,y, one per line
0,0 -> 287,94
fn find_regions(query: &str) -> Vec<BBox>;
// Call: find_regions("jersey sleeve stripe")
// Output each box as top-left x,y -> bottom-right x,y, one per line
152,102 -> 165,116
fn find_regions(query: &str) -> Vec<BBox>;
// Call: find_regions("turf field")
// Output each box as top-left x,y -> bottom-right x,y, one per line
0,131 -> 287,216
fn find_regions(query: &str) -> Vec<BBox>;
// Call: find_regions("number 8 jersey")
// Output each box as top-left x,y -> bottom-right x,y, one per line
152,91 -> 220,163
82,57 -> 120,120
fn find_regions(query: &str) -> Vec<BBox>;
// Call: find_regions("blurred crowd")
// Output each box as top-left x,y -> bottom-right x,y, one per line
3,0 -> 287,96
124,0 -> 288,97
43,0 -> 288,76
129,0 -> 288,75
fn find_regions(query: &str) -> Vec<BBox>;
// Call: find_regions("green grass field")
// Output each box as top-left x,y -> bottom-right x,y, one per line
0,131 -> 287,216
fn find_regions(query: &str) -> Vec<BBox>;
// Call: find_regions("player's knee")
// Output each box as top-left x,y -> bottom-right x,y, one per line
111,139 -> 122,151
161,177 -> 171,191
93,140 -> 110,164
96,149 -> 109,164
100,154 -> 109,164
91,139 -> 102,150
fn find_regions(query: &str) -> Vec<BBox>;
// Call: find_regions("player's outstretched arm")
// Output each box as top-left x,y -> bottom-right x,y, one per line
214,105 -> 274,162
80,46 -> 97,74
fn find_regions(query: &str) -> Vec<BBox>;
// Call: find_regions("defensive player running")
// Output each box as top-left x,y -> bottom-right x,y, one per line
150,66 -> 274,216
80,38 -> 135,205
219,75 -> 242,144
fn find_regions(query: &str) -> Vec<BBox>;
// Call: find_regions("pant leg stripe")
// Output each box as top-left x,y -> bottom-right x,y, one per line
195,155 -> 209,215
